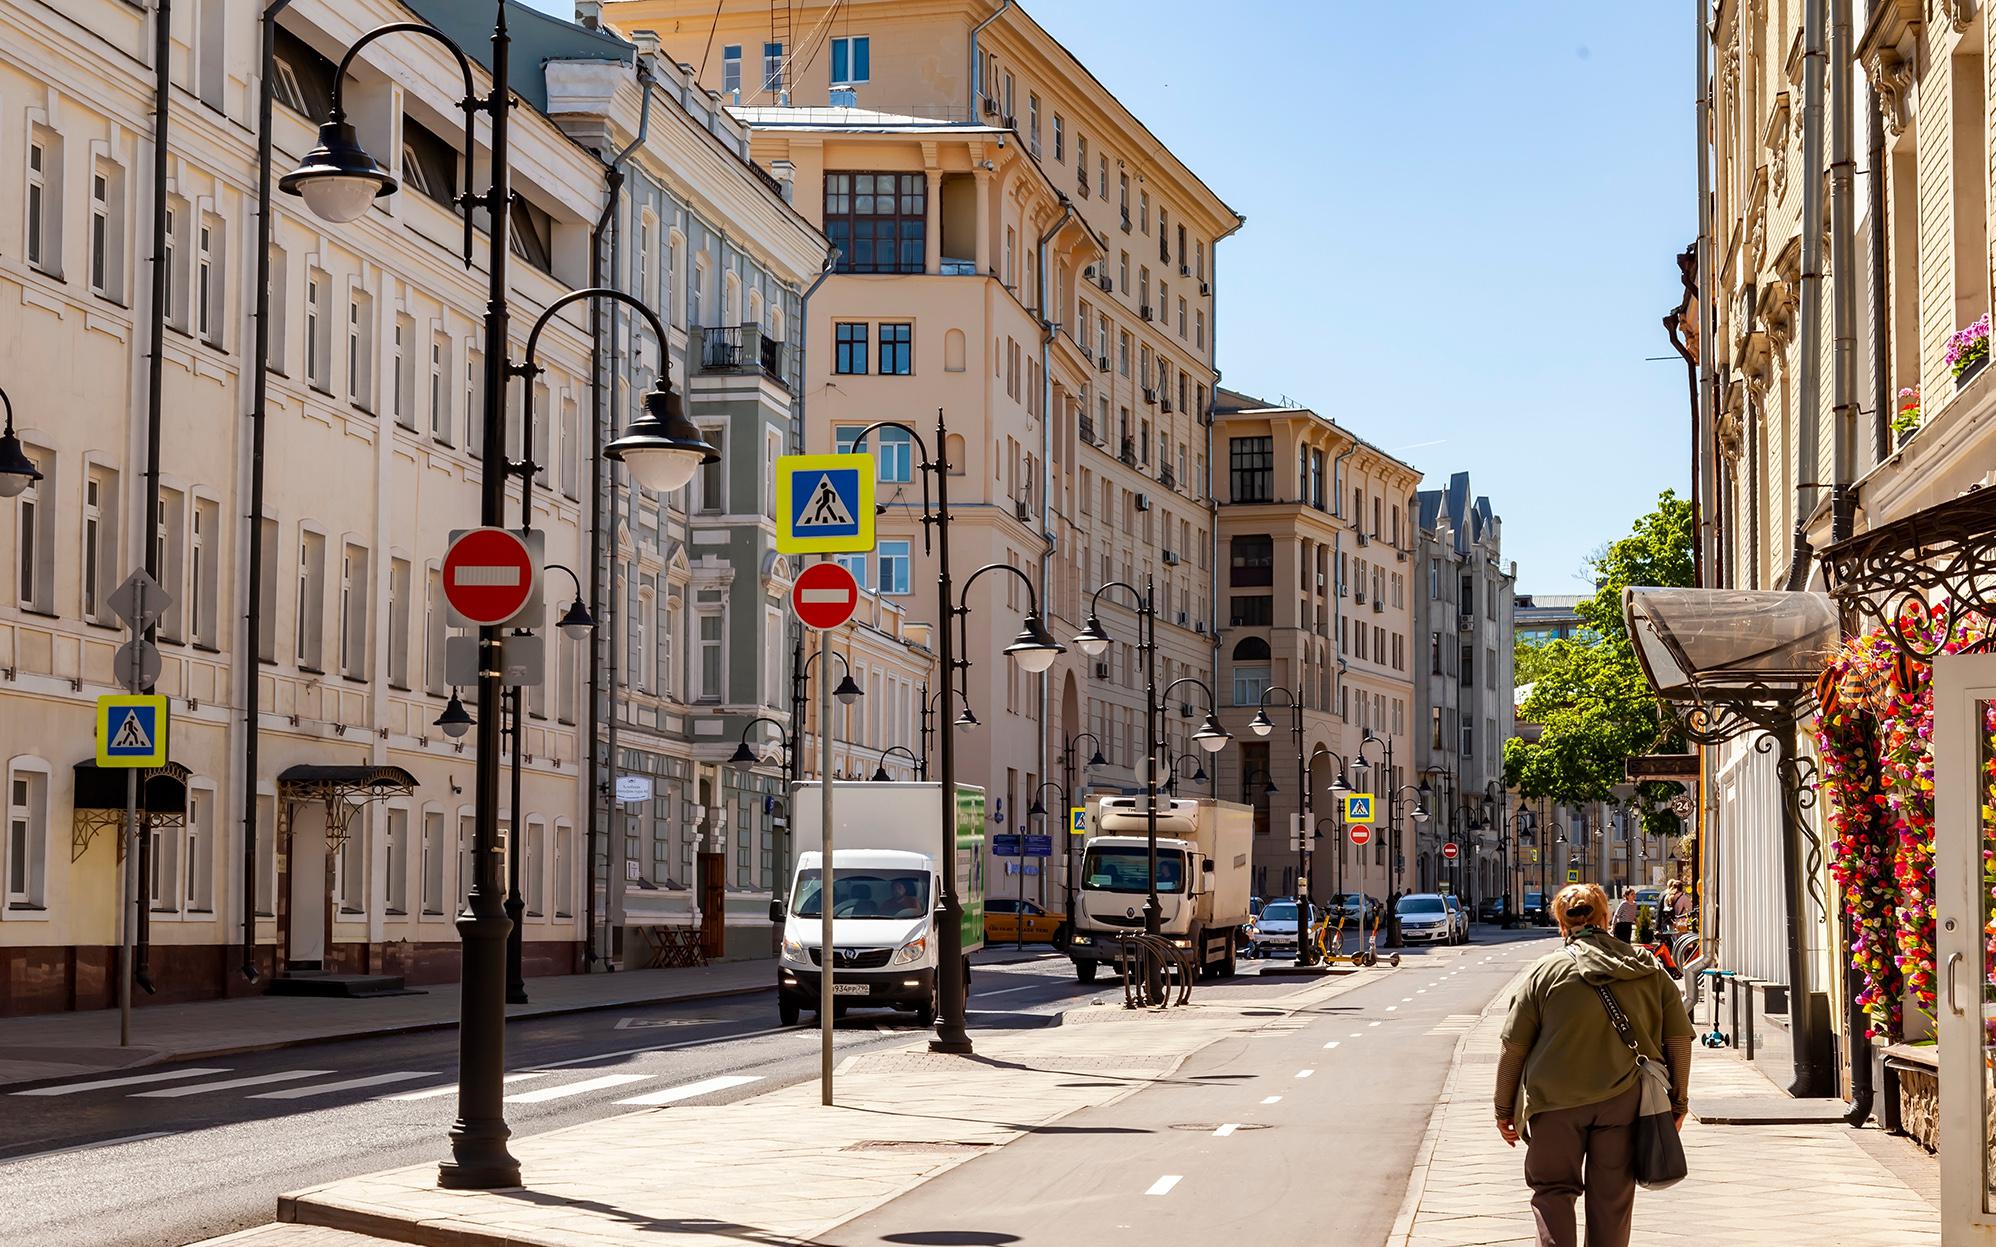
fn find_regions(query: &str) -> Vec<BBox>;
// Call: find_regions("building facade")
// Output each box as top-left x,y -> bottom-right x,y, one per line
607,0 -> 1241,912
0,0 -> 822,1015
1411,473 -> 1514,905
1210,390 -> 1421,908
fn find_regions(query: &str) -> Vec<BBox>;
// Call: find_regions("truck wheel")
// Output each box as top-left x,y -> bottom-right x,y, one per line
915,989 -> 937,1027
1219,933 -> 1238,978
779,995 -> 800,1027
1076,959 -> 1099,983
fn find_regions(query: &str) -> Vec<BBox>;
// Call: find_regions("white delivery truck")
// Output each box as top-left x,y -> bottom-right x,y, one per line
1066,795 -> 1253,982
774,781 -> 985,1027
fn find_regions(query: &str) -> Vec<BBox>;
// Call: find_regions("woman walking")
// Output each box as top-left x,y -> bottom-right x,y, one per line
1610,888 -> 1637,944
1494,883 -> 1694,1247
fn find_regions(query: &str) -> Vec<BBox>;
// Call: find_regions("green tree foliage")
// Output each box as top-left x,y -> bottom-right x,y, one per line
1504,491 -> 1694,836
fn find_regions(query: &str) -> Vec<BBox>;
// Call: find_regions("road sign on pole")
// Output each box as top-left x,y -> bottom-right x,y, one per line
1343,793 -> 1375,823
1566,866 -> 1581,883
1442,841 -> 1460,860
792,562 -> 861,631
443,528 -> 539,627
1022,834 -> 1053,857
775,454 -> 876,554
108,569 -> 172,634
991,833 -> 1023,857
97,695 -> 168,767
1069,806 -> 1088,836
1349,824 -> 1373,846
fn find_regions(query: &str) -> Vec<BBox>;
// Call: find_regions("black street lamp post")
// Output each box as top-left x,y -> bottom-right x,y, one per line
1513,810 -> 1538,921
1072,586 -> 1230,937
1052,732 -> 1104,932
1417,766 -> 1456,903
280,8 -> 716,1191
1353,731 -> 1426,948
1025,780 -> 1069,948
844,413 -> 1063,1054
1249,688 -> 1314,966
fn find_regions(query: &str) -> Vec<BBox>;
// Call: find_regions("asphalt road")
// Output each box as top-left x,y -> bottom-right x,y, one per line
825,926 -> 1552,1247
0,947 -> 1309,1247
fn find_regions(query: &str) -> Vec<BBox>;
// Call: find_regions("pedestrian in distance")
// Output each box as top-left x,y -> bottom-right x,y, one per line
1658,879 -> 1690,935
1495,882 -> 1694,1247
1611,888 -> 1638,944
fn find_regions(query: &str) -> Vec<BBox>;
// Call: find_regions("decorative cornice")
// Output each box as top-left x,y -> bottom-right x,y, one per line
1939,0 -> 1972,35
1864,50 -> 1916,136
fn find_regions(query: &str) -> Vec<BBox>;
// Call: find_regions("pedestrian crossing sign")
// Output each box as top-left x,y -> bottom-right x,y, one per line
1070,806 -> 1088,836
97,695 -> 168,767
1567,866 -> 1581,883
1342,793 -> 1375,824
775,453 -> 876,554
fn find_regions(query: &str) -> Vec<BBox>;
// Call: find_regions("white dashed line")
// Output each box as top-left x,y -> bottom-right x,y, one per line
1369,1021 -> 1383,1028
1146,1175 -> 1183,1196
1385,1006 -> 1398,1012
505,1073 -> 651,1104
1295,1069 -> 1314,1079
11,1068 -> 232,1097
386,1072 -> 550,1101
133,1070 -> 333,1099
1322,1041 -> 1340,1050
1213,1123 -> 1240,1137
615,1074 -> 762,1106
1261,1095 -> 1282,1104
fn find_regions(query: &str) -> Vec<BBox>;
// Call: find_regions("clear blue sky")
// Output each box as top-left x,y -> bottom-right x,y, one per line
526,0 -> 1694,593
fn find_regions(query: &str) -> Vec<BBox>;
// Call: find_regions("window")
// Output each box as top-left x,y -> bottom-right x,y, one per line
402,116 -> 458,207
348,291 -> 374,409
837,424 -> 912,482
196,214 -> 222,344
1077,135 -> 1089,191
525,821 -> 546,917
305,272 -> 330,391
190,497 -> 218,647
388,557 -> 411,688
1027,93 -> 1041,154
696,426 -> 725,512
1140,190 -> 1150,233
1231,638 -> 1272,707
265,244 -> 287,371
296,530 -> 326,670
834,322 -> 868,374
830,35 -> 870,84
183,788 -> 214,913
824,173 -> 925,274
1053,113 -> 1065,161
1195,309 -> 1206,349
164,203 -> 184,329
721,44 -> 742,96
560,396 -> 580,499
1119,172 -> 1129,221
385,808 -> 409,915
836,551 -> 870,588
555,825 -> 575,918
878,323 -> 912,375
339,544 -> 369,678
391,315 -> 414,427
1229,535 -> 1273,587
1229,436 -> 1273,503
464,350 -> 483,458
90,161 -> 124,300
763,41 -> 783,93
6,768 -> 47,909
15,445 -> 50,613
83,466 -> 117,621
698,611 -> 724,701
429,333 -> 452,443
879,540 -> 911,595
25,131 -> 59,274
334,810 -> 364,914
1231,594 -> 1272,627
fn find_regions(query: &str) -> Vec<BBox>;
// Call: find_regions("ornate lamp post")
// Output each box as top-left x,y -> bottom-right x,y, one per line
1249,687 -> 1316,965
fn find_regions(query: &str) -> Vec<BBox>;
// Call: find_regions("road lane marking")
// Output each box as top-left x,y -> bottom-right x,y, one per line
251,1072 -> 435,1100
1385,1006 -> 1398,1012
1322,1041 -> 1340,1050
385,1072 -> 552,1101
11,1068 -> 231,1097
1369,1021 -> 1383,1027
1349,1032 -> 1362,1038
615,1075 -> 763,1106
1213,1123 -> 1240,1137
1145,1175 -> 1183,1196
533,1025 -> 794,1071
506,1073 -> 651,1103
975,984 -> 1038,996
1295,1069 -> 1314,1079
1402,997 -> 1413,1002
132,1070 -> 333,1098
0,1131 -> 177,1165
1261,1095 -> 1282,1104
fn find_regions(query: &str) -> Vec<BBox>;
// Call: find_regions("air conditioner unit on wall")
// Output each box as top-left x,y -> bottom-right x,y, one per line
1134,492 -> 1152,511
1162,549 -> 1180,565
1097,356 -> 1111,373
1094,661 -> 1111,679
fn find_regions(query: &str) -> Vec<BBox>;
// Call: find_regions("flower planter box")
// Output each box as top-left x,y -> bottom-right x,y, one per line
1955,351 -> 1988,390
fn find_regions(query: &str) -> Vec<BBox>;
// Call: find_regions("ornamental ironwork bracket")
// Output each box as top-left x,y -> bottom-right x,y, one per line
1664,688 -> 1824,908
1820,485 -> 1996,663
275,766 -> 418,854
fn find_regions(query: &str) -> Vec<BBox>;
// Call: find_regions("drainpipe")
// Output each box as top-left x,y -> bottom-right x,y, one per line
1329,440 -> 1358,718
1866,79 -> 1891,467
969,1 -> 1014,117
1692,0 -> 1714,589
583,62 -> 653,972
1829,0 -> 1858,542
1035,197 -> 1074,880
239,0 -> 295,987
1784,0 -> 1826,591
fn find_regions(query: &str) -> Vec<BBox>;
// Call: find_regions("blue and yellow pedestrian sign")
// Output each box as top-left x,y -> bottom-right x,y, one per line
1566,866 -> 1581,883
97,695 -> 168,767
775,453 -> 875,554
1069,806 -> 1088,836
1342,793 -> 1375,824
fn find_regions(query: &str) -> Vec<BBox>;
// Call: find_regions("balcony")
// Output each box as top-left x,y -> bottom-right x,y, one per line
1078,414 -> 1097,444
1159,464 -> 1176,490
1119,438 -> 1138,466
694,324 -> 787,386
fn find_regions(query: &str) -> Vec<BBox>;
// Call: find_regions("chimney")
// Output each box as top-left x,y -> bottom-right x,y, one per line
768,159 -> 796,205
574,1 -> 601,29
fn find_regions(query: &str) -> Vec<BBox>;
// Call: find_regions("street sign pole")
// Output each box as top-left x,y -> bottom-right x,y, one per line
118,576 -> 146,1048
818,620 -> 835,1107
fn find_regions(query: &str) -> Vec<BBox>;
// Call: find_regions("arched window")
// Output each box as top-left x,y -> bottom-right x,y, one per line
1232,636 -> 1271,661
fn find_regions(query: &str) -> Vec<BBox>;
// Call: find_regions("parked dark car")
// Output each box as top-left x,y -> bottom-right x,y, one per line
1521,891 -> 1551,926
1476,896 -> 1507,924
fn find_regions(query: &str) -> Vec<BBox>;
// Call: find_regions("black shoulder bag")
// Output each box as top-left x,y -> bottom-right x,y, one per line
1566,946 -> 1687,1190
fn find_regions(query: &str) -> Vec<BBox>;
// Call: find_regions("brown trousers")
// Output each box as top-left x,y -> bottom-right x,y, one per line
1523,1084 -> 1641,1247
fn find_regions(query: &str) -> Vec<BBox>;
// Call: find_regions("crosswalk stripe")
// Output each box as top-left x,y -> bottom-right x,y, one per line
10,1068 -> 232,1097
132,1070 -> 333,1098
382,1072 -> 552,1102
505,1073 -> 651,1103
250,1072 -> 435,1100
614,1074 -> 762,1106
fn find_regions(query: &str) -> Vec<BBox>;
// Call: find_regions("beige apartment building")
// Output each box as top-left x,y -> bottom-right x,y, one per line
1210,390 -> 1421,908
608,0 -> 1242,900
0,0 -> 825,1015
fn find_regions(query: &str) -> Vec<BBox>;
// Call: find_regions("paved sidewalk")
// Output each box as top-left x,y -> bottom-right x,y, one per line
216,973 -> 1365,1247
1390,973 -> 1941,1246
0,959 -> 773,1089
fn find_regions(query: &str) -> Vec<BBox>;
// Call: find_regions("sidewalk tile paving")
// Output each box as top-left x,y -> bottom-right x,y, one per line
246,973 -> 1368,1247
0,959 -> 776,1088
1389,971 -> 1941,1247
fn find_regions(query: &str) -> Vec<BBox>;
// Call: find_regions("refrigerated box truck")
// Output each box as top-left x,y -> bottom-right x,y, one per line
1067,795 -> 1253,981
775,781 -> 985,1026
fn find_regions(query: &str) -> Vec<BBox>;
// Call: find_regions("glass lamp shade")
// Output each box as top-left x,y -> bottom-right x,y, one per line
1329,772 -> 1352,799
1192,713 -> 1230,753
833,673 -> 864,706
434,692 -> 474,739
1248,709 -> 1274,736
279,120 -> 397,223
1071,614 -> 1112,657
1004,613 -> 1064,673
606,379 -> 719,493
0,429 -> 40,498
955,706 -> 980,730
1193,764 -> 1208,785
557,597 -> 595,639
1412,805 -> 1431,823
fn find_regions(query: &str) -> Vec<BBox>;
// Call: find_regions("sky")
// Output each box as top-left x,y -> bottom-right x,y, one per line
525,0 -> 1695,593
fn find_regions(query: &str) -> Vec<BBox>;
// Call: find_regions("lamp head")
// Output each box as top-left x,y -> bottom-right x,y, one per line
557,596 -> 595,640
833,672 -> 864,706
434,690 -> 474,739
1329,771 -> 1352,799
1004,613 -> 1064,673
871,765 -> 891,782
1027,795 -> 1047,818
728,741 -> 759,768
1071,613 -> 1112,657
1248,708 -> 1274,737
0,397 -> 40,498
955,705 -> 980,730
1191,712 -> 1230,754
1192,763 -> 1208,784
605,375 -> 719,493
1088,746 -> 1107,768
279,119 -> 397,223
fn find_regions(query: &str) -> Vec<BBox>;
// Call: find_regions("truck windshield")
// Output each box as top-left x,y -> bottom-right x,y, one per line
790,869 -> 931,919
1083,847 -> 1185,894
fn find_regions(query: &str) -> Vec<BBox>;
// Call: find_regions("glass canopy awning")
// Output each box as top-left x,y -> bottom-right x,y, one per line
1624,587 -> 1840,700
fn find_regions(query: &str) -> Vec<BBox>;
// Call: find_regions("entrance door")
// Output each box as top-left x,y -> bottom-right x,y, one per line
288,812 -> 328,970
1933,653 -> 1996,1243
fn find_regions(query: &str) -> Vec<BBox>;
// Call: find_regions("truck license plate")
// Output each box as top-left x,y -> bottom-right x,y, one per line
832,983 -> 870,996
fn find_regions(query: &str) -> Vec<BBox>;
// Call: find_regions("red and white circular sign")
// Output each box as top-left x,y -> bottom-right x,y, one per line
1349,825 -> 1372,846
792,561 -> 860,631
1442,841 -> 1460,860
444,528 -> 537,627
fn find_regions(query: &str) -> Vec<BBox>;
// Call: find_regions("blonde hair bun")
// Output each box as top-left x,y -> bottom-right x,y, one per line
1552,882 -> 1611,932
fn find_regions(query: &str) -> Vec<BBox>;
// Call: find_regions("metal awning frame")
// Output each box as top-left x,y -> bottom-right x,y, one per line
69,759 -> 190,863
1820,485 -> 1996,663
275,764 -> 418,852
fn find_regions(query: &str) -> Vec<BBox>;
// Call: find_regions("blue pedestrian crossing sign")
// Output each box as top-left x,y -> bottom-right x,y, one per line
97,695 -> 168,768
1342,793 -> 1375,824
1069,806 -> 1088,836
775,453 -> 876,554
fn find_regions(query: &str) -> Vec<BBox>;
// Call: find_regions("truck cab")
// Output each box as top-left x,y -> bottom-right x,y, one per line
1067,796 -> 1253,982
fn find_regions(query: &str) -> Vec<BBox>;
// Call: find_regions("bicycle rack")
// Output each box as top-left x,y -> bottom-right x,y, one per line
1114,934 -> 1196,1008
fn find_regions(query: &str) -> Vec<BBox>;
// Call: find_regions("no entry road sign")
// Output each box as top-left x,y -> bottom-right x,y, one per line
1442,841 -> 1460,860
792,561 -> 861,631
444,528 -> 538,627
1349,824 -> 1373,846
